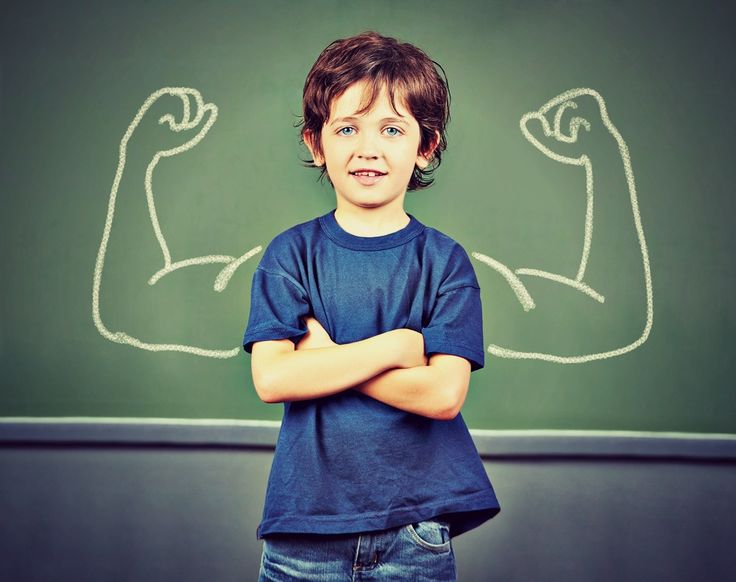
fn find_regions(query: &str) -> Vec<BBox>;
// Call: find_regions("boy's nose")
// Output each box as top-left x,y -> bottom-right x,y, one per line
356,134 -> 380,158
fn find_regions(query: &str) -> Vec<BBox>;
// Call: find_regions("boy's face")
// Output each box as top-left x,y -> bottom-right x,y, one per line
305,80 -> 437,214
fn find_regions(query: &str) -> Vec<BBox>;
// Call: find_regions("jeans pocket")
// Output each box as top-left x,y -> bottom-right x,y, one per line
405,519 -> 452,553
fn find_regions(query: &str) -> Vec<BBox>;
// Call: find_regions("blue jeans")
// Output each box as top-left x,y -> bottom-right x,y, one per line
258,519 -> 456,581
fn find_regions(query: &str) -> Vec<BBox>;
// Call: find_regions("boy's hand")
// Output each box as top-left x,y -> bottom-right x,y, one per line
352,328 -> 429,395
393,328 -> 429,368
295,316 -> 337,350
294,318 -> 428,387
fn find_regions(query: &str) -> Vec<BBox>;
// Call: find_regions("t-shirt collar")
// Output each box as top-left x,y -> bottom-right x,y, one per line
319,208 -> 425,250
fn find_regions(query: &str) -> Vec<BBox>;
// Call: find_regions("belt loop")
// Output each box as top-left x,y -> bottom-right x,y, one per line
353,534 -> 362,569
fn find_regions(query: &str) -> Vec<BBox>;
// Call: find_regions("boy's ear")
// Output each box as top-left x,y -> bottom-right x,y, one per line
416,130 -> 441,169
304,130 -> 325,167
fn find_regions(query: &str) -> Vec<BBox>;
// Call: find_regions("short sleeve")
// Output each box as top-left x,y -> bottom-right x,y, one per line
421,241 -> 485,372
421,284 -> 485,372
242,267 -> 312,354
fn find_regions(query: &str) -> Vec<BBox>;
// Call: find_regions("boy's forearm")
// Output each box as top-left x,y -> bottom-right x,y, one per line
261,329 -> 416,402
353,365 -> 460,420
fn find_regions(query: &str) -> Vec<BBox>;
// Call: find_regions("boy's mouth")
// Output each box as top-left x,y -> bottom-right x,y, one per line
350,169 -> 387,186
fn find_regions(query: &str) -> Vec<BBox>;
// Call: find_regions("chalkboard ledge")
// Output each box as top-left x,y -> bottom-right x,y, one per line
1,418 -> 735,461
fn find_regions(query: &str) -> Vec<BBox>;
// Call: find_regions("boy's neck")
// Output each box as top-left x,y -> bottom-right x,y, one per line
333,204 -> 410,238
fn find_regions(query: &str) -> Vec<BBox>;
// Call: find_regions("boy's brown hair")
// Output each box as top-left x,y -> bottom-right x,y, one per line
298,31 -> 451,191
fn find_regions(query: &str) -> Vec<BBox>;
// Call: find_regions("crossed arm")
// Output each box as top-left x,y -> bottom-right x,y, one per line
250,317 -> 471,420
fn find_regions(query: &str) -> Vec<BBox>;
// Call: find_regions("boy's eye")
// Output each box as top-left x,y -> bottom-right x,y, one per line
336,126 -> 403,137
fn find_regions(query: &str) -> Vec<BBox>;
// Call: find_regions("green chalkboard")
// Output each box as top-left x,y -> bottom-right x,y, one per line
1,0 -> 734,432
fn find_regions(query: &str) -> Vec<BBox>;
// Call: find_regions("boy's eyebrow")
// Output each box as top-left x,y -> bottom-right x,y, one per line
330,116 -> 409,126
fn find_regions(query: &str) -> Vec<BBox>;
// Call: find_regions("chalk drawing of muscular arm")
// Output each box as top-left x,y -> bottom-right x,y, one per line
472,88 -> 653,363
92,87 -> 261,358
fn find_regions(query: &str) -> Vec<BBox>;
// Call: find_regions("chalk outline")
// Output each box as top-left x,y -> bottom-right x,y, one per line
93,86 -> 652,365
92,87 -> 261,358
471,88 -> 654,363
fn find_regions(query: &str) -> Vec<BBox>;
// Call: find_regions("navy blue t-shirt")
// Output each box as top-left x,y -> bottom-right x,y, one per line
243,209 -> 500,539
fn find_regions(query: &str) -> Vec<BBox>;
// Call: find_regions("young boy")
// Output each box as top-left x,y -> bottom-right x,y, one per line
243,31 -> 500,581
